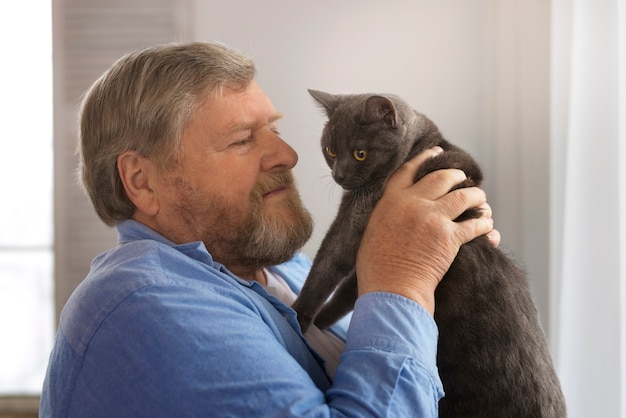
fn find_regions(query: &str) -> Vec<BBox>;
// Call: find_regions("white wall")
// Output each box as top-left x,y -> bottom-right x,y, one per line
192,0 -> 552,336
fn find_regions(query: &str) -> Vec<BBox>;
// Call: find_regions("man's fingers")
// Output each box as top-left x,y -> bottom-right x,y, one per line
457,215 -> 495,245
383,147 -> 499,249
478,202 -> 492,219
411,168 -> 468,201
486,228 -> 501,247
386,146 -> 444,191
475,202 -> 500,247
440,186 -> 487,220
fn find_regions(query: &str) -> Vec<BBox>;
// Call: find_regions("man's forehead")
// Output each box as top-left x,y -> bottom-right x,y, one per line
196,81 -> 283,132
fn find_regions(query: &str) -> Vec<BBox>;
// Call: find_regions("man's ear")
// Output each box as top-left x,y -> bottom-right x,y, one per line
117,151 -> 159,217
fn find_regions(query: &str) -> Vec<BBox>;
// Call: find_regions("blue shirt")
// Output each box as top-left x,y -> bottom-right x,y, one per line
40,220 -> 444,417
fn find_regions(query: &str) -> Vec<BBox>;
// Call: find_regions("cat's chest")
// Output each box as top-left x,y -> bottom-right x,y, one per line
343,188 -> 383,231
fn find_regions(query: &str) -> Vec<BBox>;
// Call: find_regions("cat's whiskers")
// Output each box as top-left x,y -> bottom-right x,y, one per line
318,173 -> 340,204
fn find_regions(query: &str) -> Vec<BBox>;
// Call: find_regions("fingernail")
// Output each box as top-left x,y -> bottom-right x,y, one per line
432,146 -> 443,155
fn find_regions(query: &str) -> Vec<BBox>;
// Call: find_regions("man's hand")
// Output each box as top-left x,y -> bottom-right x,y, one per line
355,147 -> 496,315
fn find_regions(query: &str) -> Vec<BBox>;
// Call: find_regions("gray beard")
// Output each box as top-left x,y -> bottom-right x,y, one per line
169,169 -> 312,273
235,190 -> 312,270
229,173 -> 313,270
199,170 -> 313,272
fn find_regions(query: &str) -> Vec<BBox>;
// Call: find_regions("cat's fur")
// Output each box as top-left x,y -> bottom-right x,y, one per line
292,90 -> 567,417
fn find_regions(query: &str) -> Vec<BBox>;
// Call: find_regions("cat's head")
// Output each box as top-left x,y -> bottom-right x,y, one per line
309,89 -> 424,190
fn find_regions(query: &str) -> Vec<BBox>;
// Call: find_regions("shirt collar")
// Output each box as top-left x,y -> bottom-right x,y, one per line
116,219 -> 215,266
115,220 -> 291,292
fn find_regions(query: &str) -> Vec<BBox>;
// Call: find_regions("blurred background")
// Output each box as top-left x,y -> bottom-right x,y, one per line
1,1 -> 623,417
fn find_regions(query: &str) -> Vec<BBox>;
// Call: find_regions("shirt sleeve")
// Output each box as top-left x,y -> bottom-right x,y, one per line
329,292 -> 444,417
274,254 -> 444,415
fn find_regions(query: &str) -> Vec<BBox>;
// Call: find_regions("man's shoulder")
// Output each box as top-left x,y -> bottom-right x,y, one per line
59,238 -> 231,354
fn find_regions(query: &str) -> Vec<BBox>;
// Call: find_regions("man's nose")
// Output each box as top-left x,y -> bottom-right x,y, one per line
260,130 -> 298,171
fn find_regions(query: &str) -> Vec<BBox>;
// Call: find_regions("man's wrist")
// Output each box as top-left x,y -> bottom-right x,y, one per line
358,283 -> 436,316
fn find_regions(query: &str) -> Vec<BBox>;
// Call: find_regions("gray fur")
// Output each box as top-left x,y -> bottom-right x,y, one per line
292,90 -> 567,417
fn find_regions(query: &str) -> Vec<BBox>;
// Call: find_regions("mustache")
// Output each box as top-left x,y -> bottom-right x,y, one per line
253,170 -> 296,197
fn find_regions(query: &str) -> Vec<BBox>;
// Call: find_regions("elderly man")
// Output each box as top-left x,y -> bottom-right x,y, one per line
41,42 -> 496,417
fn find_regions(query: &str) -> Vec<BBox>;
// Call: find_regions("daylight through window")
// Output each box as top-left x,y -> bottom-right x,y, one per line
0,1 -> 54,394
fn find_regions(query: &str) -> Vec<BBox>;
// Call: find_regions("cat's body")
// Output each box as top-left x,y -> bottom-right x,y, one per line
292,90 -> 566,417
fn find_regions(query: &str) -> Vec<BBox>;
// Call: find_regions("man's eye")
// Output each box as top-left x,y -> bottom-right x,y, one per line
233,137 -> 252,146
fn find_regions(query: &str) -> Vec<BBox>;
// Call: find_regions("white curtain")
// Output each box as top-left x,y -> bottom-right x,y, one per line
551,0 -> 626,417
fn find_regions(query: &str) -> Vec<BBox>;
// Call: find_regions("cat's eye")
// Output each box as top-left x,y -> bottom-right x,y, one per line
325,147 -> 336,158
353,149 -> 367,162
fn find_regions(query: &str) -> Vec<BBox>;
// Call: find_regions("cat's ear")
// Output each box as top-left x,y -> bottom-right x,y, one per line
308,89 -> 339,116
364,96 -> 397,128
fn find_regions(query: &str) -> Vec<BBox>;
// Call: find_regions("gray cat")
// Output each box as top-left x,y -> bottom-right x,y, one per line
292,90 -> 567,417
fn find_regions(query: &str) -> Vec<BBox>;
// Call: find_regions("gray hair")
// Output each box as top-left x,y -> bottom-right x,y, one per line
78,41 -> 256,225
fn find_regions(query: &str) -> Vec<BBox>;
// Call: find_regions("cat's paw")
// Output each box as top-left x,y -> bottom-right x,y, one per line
292,300 -> 314,333
296,314 -> 313,334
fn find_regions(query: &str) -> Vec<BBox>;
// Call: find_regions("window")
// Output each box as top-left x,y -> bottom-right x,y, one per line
0,1 -> 54,394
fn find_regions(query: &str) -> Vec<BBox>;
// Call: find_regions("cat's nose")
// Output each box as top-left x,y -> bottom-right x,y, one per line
332,171 -> 345,184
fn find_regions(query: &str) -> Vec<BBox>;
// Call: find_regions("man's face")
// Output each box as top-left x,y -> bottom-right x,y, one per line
152,81 -> 312,276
